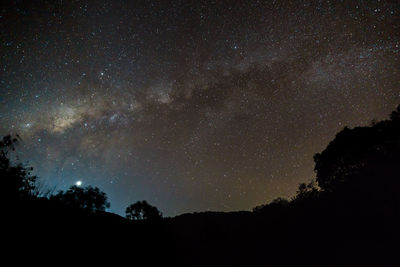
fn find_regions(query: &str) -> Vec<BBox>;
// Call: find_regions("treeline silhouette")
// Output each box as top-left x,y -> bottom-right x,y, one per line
1,134 -> 161,220
3,105 -> 400,266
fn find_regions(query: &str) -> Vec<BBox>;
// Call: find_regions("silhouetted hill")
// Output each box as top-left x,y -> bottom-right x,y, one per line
4,195 -> 400,266
5,198 -> 171,265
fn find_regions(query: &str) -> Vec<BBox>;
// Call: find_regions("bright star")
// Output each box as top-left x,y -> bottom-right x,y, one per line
75,180 -> 82,186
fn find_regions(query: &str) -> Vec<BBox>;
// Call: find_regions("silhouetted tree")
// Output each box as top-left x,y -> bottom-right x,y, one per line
126,200 -> 162,220
314,105 -> 400,193
311,105 -> 400,217
0,134 -> 38,200
51,185 -> 110,212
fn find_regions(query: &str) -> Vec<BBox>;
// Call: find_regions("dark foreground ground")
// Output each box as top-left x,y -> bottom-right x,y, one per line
4,198 -> 399,267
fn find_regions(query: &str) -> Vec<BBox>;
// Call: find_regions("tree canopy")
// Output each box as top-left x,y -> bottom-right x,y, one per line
314,105 -> 400,193
126,200 -> 162,220
51,185 -> 110,213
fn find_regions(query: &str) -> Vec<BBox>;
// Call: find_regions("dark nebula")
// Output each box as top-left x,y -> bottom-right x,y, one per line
1,0 -> 399,216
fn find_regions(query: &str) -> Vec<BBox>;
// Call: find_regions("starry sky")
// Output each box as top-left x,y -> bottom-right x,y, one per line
1,0 -> 399,216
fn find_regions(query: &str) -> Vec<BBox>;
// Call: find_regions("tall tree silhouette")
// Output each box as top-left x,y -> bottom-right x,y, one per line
126,200 -> 162,220
0,134 -> 38,201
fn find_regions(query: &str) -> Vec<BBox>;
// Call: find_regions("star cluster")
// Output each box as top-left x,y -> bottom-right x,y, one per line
1,0 -> 399,216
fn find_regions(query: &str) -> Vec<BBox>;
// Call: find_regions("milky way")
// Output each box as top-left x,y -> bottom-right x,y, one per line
1,0 -> 399,216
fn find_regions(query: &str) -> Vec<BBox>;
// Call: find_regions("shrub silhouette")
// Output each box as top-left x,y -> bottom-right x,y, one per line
291,180 -> 320,204
126,200 -> 162,220
51,185 -> 110,212
253,197 -> 289,213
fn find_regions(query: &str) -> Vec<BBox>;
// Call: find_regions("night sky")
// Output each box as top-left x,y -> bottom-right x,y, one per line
1,0 -> 399,216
